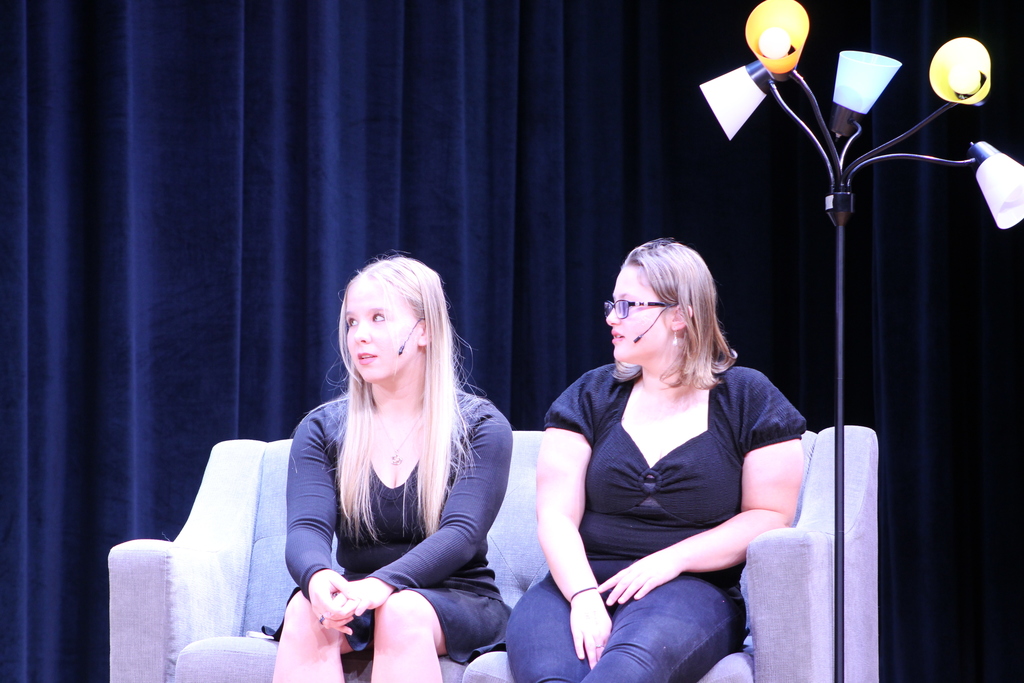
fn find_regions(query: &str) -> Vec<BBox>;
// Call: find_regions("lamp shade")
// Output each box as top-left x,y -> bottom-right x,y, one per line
700,61 -> 771,140
929,38 -> 991,105
833,51 -> 901,114
745,0 -> 809,75
969,142 -> 1024,229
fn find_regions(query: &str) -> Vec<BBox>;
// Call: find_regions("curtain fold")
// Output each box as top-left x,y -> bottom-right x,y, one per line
1,3 -> 29,680
1,1 -> 1022,681
870,1 -> 1024,681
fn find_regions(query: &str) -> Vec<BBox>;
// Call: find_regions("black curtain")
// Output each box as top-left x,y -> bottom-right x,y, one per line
1,1 -> 1021,681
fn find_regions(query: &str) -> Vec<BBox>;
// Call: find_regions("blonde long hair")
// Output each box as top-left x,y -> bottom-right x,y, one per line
333,256 -> 469,541
613,238 -> 736,389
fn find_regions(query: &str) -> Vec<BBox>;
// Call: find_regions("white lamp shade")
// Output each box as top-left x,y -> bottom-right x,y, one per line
832,51 -> 902,114
700,65 -> 768,140
976,152 -> 1024,229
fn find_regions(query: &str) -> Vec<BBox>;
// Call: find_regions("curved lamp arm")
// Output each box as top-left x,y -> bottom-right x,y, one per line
791,70 -> 842,176
770,81 -> 836,186
839,121 -> 863,169
844,152 -> 976,185
841,102 -> 959,187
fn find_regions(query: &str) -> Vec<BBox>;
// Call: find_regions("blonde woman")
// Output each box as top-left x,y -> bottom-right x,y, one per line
272,256 -> 512,683
506,239 -> 806,683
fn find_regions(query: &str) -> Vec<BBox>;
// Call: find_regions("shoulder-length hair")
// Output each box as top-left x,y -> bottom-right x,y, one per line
613,238 -> 736,389
333,255 -> 469,541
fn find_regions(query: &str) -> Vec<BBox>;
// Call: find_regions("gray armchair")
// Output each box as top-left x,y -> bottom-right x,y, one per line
109,427 -> 877,683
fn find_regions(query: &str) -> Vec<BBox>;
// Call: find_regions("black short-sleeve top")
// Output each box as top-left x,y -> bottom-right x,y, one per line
545,364 -> 805,586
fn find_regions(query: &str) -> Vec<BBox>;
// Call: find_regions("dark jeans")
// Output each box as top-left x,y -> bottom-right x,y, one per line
506,570 -> 745,683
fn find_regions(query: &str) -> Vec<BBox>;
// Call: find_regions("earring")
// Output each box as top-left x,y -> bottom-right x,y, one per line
672,333 -> 679,347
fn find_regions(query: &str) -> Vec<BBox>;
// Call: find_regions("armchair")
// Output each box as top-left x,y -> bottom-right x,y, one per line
109,427 -> 877,683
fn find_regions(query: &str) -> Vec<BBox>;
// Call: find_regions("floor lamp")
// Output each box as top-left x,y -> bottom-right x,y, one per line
699,1 -> 1024,681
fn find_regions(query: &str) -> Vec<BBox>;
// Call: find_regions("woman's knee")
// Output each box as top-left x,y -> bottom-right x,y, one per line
507,577 -> 588,683
281,591 -> 319,635
601,578 -> 745,678
278,591 -> 346,650
373,590 -> 443,650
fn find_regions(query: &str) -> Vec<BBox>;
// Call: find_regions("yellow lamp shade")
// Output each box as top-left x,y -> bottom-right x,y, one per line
745,0 -> 810,75
929,37 -> 991,105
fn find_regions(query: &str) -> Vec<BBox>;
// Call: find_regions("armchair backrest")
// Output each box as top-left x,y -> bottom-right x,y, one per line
240,439 -> 295,636
485,431 -> 549,608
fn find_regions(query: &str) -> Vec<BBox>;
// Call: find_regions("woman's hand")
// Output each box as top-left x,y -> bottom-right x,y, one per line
307,569 -> 355,634
597,547 -> 684,605
569,589 -> 611,669
331,577 -> 396,617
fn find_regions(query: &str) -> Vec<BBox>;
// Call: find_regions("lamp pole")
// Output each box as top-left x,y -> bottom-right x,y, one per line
702,6 -> 1024,681
765,69 -> 978,683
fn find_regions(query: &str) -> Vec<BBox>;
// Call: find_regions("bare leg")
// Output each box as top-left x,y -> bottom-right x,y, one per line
273,591 -> 354,683
370,590 -> 447,683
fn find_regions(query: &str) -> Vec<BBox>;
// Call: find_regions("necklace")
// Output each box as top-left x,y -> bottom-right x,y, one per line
374,410 -> 422,466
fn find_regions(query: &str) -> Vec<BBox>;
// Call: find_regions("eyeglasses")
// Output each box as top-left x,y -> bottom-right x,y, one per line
603,300 -> 674,319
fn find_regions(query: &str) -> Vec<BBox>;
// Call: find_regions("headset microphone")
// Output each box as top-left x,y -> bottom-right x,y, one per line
633,308 -> 669,343
397,319 -> 425,355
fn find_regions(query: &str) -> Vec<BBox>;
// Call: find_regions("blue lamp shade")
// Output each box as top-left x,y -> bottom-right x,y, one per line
970,142 -> 1024,229
833,52 -> 901,113
829,51 -> 901,137
700,61 -> 772,140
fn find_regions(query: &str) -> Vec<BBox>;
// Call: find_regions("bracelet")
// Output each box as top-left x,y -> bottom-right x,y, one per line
570,586 -> 598,601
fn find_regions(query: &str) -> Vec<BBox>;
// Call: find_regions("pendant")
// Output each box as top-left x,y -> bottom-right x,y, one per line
390,452 -> 403,466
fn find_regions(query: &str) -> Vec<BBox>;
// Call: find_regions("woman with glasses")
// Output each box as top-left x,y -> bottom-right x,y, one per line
506,238 -> 805,683
272,256 -> 512,683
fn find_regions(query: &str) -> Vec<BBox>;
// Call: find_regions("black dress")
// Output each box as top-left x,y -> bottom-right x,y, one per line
283,393 -> 513,662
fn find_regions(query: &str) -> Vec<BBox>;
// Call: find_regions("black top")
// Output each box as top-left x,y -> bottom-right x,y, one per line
285,394 -> 513,601
545,364 -> 806,589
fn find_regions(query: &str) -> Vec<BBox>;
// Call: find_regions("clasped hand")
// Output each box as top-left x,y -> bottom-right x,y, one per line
308,570 -> 395,634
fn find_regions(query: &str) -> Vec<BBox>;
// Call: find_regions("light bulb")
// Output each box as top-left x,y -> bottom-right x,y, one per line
758,27 -> 792,60
947,64 -> 982,98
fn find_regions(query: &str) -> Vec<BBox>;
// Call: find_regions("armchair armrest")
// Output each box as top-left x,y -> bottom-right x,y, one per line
744,426 -> 879,683
743,527 -> 833,683
108,439 -> 269,683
